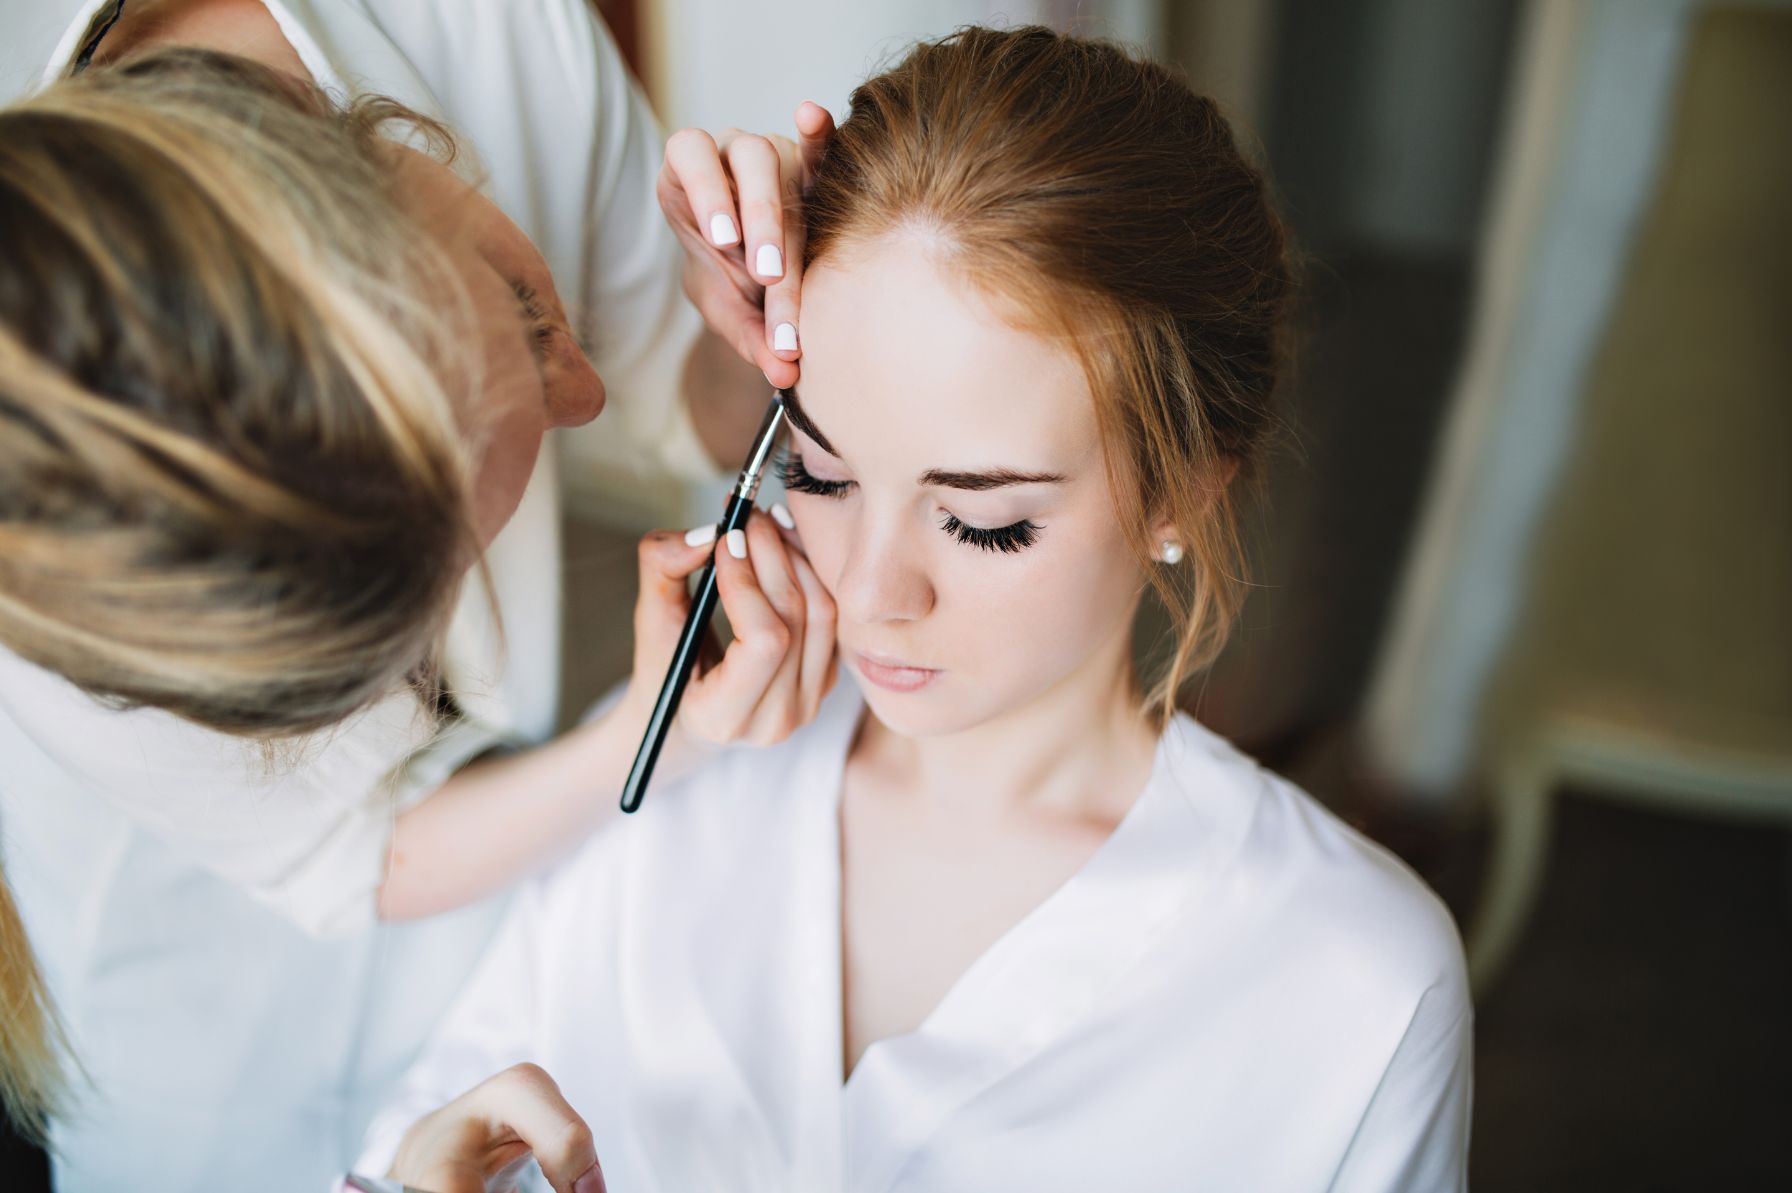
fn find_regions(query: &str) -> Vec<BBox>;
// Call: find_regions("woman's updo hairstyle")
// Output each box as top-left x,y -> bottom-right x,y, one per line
0,49 -> 476,738
803,25 -> 1293,720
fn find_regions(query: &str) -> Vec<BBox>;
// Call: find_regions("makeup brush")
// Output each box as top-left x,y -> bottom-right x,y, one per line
619,390 -> 788,813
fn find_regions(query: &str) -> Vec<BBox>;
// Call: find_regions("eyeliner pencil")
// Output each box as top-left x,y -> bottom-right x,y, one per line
619,391 -> 789,814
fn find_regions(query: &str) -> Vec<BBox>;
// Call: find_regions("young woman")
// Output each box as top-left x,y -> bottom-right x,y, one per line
0,2 -> 836,1187
363,27 -> 1472,1193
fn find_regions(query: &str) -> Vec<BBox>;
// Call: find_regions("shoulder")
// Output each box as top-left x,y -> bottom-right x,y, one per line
1162,714 -> 1470,1016
323,0 -> 627,94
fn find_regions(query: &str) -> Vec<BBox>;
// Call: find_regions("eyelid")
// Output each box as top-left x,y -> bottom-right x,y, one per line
780,451 -> 853,497
939,511 -> 1041,553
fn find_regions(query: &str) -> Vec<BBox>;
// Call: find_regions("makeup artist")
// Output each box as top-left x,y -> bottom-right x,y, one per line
0,2 -> 835,1189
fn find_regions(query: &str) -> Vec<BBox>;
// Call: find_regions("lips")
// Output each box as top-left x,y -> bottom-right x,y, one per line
851,649 -> 940,694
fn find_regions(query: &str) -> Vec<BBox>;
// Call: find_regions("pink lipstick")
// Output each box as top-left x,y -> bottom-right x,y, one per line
852,650 -> 940,693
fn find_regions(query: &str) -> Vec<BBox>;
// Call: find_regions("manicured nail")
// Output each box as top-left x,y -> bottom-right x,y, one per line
684,523 -> 717,546
572,1161 -> 607,1193
770,502 -> 796,530
773,322 -> 798,352
726,528 -> 748,559
755,244 -> 783,277
708,212 -> 739,246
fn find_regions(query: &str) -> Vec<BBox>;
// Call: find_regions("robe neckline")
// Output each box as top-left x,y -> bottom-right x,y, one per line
741,681 -> 1259,1193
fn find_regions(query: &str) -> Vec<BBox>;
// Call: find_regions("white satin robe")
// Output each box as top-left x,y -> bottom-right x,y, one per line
359,682 -> 1473,1192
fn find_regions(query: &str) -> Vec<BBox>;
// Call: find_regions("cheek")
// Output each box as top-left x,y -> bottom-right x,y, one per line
469,397 -> 545,545
786,495 -> 850,592
945,532 -> 1135,676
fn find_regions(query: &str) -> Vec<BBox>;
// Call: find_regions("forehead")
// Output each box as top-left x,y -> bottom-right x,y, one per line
797,234 -> 1096,468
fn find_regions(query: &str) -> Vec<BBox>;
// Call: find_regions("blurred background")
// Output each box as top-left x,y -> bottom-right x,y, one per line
559,0 -> 1791,1187
2,0 -> 1784,1188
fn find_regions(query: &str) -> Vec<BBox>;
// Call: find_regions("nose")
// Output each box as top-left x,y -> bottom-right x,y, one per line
547,336 -> 605,428
830,512 -> 935,627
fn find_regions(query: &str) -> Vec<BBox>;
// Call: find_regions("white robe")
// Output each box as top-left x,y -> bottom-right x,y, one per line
359,682 -> 1473,1192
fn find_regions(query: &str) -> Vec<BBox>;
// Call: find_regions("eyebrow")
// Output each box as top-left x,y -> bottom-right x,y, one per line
784,388 -> 1067,492
781,386 -> 838,456
919,466 -> 1066,490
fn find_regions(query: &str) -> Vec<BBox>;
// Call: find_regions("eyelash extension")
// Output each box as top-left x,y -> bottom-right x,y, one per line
779,452 -> 854,498
939,512 -> 1041,554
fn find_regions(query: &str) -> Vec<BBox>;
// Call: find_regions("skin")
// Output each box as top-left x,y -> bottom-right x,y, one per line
80,4 -> 840,1182
396,229 -> 1201,1174
90,0 -> 839,909
92,0 -> 833,488
784,232 -> 1176,1073
389,146 -> 606,541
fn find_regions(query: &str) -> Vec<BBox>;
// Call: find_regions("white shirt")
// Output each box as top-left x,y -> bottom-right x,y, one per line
0,2 -> 712,1187
360,681 -> 1474,1192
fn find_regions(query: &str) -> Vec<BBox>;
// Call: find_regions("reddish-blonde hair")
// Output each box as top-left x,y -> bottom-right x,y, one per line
804,26 -> 1292,722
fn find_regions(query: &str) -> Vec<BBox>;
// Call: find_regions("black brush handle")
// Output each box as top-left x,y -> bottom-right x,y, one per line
617,490 -> 754,814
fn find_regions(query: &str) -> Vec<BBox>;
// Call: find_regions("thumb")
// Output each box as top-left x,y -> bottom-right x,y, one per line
633,525 -> 717,652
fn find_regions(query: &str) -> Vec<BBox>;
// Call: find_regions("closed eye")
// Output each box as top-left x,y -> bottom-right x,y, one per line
939,512 -> 1040,553
780,452 -> 854,498
511,282 -> 558,359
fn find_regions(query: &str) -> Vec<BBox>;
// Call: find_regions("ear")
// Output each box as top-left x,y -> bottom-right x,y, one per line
1146,454 -> 1239,553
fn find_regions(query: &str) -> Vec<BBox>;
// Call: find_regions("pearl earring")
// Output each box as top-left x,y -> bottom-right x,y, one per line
1158,540 -> 1184,565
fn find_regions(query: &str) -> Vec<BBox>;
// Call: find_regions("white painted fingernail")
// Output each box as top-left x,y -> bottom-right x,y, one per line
756,244 -> 783,277
770,502 -> 795,530
773,322 -> 798,352
684,523 -> 717,546
709,213 -> 739,246
725,528 -> 748,559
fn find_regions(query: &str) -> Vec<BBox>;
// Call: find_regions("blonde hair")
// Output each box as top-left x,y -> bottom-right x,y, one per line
0,49 -> 479,1139
804,27 -> 1293,724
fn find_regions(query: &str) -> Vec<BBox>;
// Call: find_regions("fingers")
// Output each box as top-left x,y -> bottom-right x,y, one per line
785,536 -> 839,714
686,511 -> 797,742
794,100 -> 836,179
761,144 -> 804,369
632,526 -> 716,664
391,1063 -> 604,1193
764,108 -> 832,372
725,133 -> 786,286
739,510 -> 809,739
664,127 -> 740,249
465,1065 -> 603,1193
662,114 -> 830,387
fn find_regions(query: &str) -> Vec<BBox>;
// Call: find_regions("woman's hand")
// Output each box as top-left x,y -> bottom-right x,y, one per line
377,509 -> 834,923
627,507 -> 837,771
386,1064 -> 605,1193
657,103 -> 836,389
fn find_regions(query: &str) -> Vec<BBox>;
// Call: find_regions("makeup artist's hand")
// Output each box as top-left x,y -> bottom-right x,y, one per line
628,507 -> 837,766
658,102 -> 836,389
386,1064 -> 605,1193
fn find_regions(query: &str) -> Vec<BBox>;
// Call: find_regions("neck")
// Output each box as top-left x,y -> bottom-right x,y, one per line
852,617 -> 1159,825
